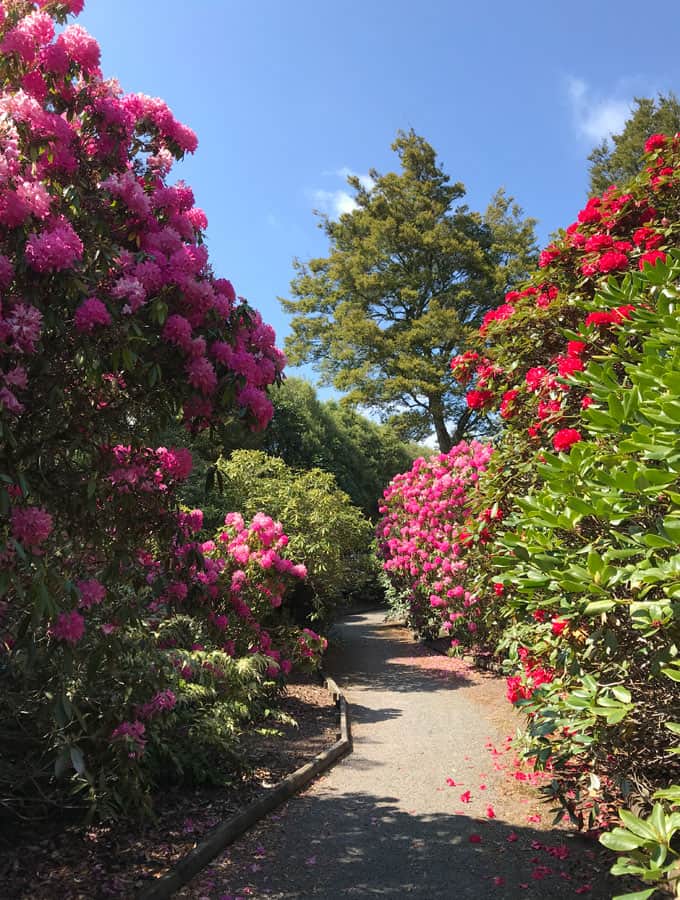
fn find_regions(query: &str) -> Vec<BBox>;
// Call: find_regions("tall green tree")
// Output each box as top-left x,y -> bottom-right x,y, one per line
282,130 -> 538,451
174,376 -> 419,520
588,93 -> 680,195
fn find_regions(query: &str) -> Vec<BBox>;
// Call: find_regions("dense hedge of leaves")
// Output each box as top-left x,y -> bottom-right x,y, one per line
0,1 -> 325,823
379,134 -> 680,896
210,450 -> 379,624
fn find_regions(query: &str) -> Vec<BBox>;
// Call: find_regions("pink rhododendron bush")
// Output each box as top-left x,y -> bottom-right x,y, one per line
377,441 -> 493,639
381,136 -> 680,894
0,0 -> 329,822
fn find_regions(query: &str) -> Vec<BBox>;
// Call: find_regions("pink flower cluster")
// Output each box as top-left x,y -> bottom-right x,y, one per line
10,504 -> 53,549
377,441 -> 493,639
142,510 -> 316,680
105,444 -> 193,493
110,720 -> 147,758
0,2 -> 285,433
50,608 -> 85,645
136,689 -> 177,720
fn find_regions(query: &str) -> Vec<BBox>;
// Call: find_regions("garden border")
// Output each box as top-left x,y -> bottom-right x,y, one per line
137,676 -> 352,900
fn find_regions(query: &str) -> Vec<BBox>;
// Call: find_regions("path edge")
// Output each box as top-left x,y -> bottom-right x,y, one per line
137,676 -> 351,900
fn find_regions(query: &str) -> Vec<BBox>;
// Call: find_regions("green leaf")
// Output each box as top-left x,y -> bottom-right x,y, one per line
70,746 -> 86,776
599,829 -> 647,851
611,890 -> 657,900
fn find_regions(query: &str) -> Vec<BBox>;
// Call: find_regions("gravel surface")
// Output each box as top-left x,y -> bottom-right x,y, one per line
184,608 -> 628,899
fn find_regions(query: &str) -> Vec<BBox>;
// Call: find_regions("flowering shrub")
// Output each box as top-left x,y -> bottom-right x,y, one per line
376,441 -> 493,638
451,138 -> 680,896
382,133 -> 680,896
493,262 -> 680,894
211,450 -> 378,624
0,0 -> 310,822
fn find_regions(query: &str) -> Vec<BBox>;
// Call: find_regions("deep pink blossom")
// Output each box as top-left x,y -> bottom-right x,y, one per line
74,297 -> 111,333
25,218 -> 83,272
50,609 -> 85,645
77,578 -> 106,609
11,505 -> 53,547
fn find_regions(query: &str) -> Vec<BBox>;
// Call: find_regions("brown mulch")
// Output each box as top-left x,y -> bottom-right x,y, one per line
0,674 -> 339,900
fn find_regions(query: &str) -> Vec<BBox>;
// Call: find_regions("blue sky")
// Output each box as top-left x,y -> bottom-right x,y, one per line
80,1 -> 679,391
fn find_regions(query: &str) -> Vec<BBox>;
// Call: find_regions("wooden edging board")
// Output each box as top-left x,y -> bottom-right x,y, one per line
137,676 -> 352,900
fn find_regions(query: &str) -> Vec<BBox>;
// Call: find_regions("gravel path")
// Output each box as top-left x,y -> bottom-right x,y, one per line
184,609 -> 625,899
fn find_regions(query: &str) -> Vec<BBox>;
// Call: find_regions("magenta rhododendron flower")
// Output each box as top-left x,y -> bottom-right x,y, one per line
639,249 -> 666,268
50,609 -> 85,645
585,305 -> 635,328
11,505 -> 53,547
110,720 -> 146,757
77,578 -> 106,609
644,133 -> 667,153
74,297 -> 111,333
551,618 -> 568,636
25,217 -> 83,272
499,388 -> 519,419
597,250 -> 629,273
466,388 -> 493,410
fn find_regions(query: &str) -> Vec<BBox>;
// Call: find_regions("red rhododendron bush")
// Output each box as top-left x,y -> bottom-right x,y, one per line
380,135 -> 680,893
0,0 -> 329,822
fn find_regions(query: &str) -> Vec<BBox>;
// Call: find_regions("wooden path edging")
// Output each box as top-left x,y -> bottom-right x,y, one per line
137,677 -> 352,900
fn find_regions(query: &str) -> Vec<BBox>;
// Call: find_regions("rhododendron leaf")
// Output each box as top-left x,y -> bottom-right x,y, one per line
612,686 -> 632,704
618,810 -> 658,840
600,829 -> 648,852
661,516 -> 680,542
610,890 -> 656,900
70,745 -> 86,776
661,666 -> 680,682
54,749 -> 71,779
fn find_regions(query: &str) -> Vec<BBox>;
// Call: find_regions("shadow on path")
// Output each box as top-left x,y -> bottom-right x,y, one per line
325,614 -> 475,695
186,789 -> 629,899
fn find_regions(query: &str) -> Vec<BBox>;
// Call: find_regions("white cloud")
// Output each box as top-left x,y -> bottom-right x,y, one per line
336,167 -> 375,192
311,188 -> 359,217
310,168 -> 375,218
567,77 -> 632,143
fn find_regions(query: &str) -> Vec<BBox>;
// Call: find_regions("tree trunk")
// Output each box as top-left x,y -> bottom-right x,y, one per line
429,400 -> 452,453
429,402 -> 474,453
450,407 -> 474,445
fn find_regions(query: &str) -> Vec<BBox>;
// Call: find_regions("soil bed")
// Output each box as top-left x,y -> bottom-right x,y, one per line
0,674 -> 338,900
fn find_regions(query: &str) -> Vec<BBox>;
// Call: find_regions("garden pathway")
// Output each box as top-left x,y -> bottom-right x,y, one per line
183,608 -> 624,899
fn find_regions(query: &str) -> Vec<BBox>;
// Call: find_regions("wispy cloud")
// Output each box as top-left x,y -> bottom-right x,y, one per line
310,168 -> 375,218
567,77 -> 632,143
311,188 -> 360,217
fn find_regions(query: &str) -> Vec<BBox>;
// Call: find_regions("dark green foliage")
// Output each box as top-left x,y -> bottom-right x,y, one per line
588,94 -> 680,195
212,450 -> 379,623
175,377 -> 420,520
282,130 -> 538,451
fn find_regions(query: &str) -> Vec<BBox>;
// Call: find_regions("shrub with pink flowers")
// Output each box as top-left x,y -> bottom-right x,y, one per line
381,133 -> 680,896
460,138 -> 680,895
0,0 -> 326,822
377,441 -> 493,638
